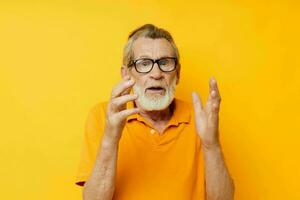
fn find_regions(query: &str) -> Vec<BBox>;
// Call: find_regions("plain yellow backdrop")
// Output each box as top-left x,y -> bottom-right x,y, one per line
1,0 -> 299,199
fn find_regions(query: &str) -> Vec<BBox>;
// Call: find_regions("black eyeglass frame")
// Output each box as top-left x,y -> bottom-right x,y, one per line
128,57 -> 178,73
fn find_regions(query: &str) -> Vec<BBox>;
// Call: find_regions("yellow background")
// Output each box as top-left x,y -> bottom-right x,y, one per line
1,0 -> 299,199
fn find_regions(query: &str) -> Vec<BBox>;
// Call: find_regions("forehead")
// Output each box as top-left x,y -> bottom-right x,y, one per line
132,37 -> 175,59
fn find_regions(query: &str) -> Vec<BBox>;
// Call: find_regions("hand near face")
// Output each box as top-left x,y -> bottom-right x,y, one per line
105,75 -> 140,141
192,77 -> 221,149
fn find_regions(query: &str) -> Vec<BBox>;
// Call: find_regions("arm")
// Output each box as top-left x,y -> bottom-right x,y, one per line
83,132 -> 119,200
82,76 -> 139,200
202,143 -> 234,200
192,77 -> 234,200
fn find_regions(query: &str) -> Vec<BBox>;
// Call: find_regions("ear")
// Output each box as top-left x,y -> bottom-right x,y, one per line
121,65 -> 128,78
176,63 -> 181,84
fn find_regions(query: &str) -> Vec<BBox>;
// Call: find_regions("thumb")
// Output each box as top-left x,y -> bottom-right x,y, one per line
192,91 -> 203,114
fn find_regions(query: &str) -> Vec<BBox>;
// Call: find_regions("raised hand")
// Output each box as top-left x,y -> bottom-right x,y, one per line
104,75 -> 140,142
192,77 -> 221,149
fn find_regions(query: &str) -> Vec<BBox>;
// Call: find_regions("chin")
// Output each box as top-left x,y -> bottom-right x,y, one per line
137,94 -> 174,111
133,79 -> 177,111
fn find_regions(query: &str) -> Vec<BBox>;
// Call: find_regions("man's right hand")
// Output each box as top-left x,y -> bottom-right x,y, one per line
104,75 -> 140,142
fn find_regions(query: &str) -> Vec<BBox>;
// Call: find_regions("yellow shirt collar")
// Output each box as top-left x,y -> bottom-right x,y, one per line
126,98 -> 191,126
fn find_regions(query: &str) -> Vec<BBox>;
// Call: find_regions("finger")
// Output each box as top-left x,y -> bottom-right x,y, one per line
117,108 -> 140,120
111,78 -> 135,99
209,77 -> 221,98
208,77 -> 221,103
208,103 -> 220,130
120,81 -> 134,96
207,92 -> 221,114
192,91 -> 203,114
110,94 -> 138,111
120,75 -> 132,95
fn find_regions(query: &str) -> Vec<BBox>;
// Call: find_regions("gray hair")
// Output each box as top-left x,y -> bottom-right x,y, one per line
122,24 -> 180,70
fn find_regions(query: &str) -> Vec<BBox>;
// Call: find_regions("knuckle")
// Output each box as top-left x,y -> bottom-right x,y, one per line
213,103 -> 219,108
115,112 -> 124,122
106,104 -> 112,114
108,115 -> 119,126
127,94 -> 135,101
111,85 -> 119,96
110,98 -> 118,108
110,91 -> 115,99
212,103 -> 220,112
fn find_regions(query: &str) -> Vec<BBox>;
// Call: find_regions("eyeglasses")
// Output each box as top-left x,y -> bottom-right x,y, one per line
128,57 -> 177,73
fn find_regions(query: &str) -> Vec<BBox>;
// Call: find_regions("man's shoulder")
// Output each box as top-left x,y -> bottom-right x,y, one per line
92,101 -> 108,110
174,98 -> 193,111
173,98 -> 194,123
87,101 -> 109,120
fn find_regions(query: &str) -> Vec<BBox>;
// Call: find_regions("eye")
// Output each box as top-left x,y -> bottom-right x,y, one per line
137,59 -> 152,66
159,59 -> 169,66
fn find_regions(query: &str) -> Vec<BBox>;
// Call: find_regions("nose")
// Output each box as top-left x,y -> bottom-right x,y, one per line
149,63 -> 163,80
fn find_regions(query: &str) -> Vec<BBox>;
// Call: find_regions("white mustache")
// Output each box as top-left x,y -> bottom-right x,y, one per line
132,78 -> 176,111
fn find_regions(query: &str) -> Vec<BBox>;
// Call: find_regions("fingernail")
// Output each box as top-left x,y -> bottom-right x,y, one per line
192,92 -> 197,101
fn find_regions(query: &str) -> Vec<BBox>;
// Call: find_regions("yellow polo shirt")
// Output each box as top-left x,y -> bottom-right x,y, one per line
75,98 -> 205,200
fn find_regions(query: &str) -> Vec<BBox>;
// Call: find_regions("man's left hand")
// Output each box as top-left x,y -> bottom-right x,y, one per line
192,77 -> 222,150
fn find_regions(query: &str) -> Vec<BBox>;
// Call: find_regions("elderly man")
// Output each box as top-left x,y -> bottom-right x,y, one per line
75,24 -> 235,200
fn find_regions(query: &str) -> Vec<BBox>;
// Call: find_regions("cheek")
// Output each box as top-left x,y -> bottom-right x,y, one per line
137,74 -> 149,86
138,80 -> 147,88
131,75 -> 146,88
167,74 -> 177,86
128,71 -> 138,83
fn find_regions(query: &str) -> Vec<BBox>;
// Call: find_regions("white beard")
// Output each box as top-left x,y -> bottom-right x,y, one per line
133,78 -> 177,111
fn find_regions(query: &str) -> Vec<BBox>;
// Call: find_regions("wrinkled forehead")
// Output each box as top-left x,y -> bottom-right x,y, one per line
132,37 -> 176,59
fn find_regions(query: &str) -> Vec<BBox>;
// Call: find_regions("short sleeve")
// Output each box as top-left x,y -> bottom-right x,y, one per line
75,102 -> 107,186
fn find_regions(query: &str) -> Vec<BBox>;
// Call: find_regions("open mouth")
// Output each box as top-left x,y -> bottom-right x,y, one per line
146,86 -> 165,94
